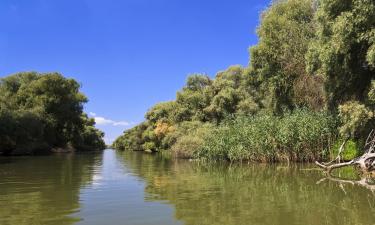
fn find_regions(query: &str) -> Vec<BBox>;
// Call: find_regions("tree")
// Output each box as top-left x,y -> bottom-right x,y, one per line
175,74 -> 213,122
74,114 -> 106,151
16,73 -> 87,146
145,101 -> 176,123
306,0 -> 375,110
311,0 -> 375,173
204,66 -> 260,122
250,0 -> 318,113
185,74 -> 212,92
0,72 -> 105,155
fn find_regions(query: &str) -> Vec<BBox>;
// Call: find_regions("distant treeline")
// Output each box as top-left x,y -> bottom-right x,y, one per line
114,0 -> 375,162
0,72 -> 106,155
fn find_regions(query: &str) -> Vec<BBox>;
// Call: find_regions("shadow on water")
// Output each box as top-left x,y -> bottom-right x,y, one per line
117,151 -> 375,225
0,151 -> 103,225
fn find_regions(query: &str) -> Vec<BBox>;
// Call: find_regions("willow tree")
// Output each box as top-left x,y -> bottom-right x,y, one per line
312,0 -> 375,173
306,0 -> 375,110
250,0 -> 322,113
0,72 -> 105,155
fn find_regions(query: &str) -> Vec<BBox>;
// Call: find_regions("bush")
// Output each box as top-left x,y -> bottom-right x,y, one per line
171,135 -> 204,158
170,123 -> 212,158
195,109 -> 338,162
331,139 -> 360,161
143,142 -> 157,152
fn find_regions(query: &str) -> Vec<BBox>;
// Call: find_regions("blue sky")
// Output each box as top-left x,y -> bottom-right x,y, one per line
1,0 -> 270,144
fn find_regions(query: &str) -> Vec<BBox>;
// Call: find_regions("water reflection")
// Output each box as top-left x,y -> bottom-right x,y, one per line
1,150 -> 375,225
118,151 -> 375,225
0,152 -> 103,225
318,176 -> 375,193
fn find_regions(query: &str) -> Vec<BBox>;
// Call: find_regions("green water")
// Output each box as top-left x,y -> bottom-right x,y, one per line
0,149 -> 374,225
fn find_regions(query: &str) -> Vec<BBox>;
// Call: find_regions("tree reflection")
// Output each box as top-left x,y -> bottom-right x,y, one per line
119,151 -> 375,225
0,152 -> 103,225
318,176 -> 375,193
316,166 -> 375,194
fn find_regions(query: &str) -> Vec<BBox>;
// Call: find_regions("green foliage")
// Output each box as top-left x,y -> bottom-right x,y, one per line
74,114 -> 106,151
115,0 -> 374,162
0,72 -> 105,155
250,0 -> 320,113
185,74 -> 212,91
145,101 -> 176,123
113,122 -> 148,151
338,101 -> 373,138
196,110 -> 337,162
0,109 -> 47,155
143,142 -> 156,152
171,123 -> 213,158
306,0 -> 375,109
171,135 -> 204,159
160,121 -> 202,149
331,139 -> 359,161
114,66 -> 262,153
368,80 -> 375,104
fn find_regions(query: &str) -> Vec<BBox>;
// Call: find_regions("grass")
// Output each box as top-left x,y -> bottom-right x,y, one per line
194,109 -> 338,162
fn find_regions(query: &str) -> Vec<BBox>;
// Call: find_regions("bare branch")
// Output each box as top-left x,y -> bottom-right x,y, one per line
322,138 -> 349,166
315,160 -> 356,173
315,130 -> 375,174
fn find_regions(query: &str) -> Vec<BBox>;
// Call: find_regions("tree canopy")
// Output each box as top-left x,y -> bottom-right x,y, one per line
0,72 -> 105,155
114,0 -> 375,162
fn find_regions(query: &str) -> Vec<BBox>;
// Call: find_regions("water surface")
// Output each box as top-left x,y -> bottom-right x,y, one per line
0,149 -> 374,225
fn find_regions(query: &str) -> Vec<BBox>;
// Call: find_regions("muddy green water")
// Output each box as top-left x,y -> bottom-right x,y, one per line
0,149 -> 374,225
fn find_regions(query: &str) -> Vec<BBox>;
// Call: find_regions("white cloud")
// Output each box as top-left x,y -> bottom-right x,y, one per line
113,121 -> 131,126
90,113 -> 132,127
94,116 -> 114,125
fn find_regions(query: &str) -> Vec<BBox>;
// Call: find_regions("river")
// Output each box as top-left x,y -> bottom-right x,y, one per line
0,149 -> 374,225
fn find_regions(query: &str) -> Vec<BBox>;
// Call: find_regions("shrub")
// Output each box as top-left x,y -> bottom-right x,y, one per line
338,101 -> 373,138
171,135 -> 204,159
331,139 -> 360,161
142,142 -> 156,152
170,124 -> 212,158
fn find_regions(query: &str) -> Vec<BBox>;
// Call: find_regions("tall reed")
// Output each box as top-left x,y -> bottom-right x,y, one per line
195,110 -> 338,162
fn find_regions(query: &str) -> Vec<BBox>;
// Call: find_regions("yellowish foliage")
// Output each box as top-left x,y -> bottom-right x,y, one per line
154,121 -> 175,137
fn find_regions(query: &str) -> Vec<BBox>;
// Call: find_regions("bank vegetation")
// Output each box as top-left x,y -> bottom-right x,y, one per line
114,0 -> 375,165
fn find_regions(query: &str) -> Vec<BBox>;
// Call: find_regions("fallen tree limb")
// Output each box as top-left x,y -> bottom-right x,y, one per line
322,138 -> 349,166
316,130 -> 375,174
315,160 -> 356,173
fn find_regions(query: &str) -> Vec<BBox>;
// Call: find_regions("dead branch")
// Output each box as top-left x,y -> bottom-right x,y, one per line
322,138 -> 349,166
316,130 -> 375,174
315,160 -> 356,173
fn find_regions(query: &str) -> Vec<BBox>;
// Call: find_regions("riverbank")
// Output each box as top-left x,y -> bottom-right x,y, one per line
114,0 -> 373,163
1,146 -> 105,156
190,110 -> 338,162
115,110 -> 354,163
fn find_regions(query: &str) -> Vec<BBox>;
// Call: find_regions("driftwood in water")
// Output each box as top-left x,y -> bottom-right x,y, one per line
315,130 -> 375,174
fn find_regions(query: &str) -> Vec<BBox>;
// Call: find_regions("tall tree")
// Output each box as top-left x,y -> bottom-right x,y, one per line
250,0 -> 318,113
0,72 -> 105,155
307,0 -> 375,110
